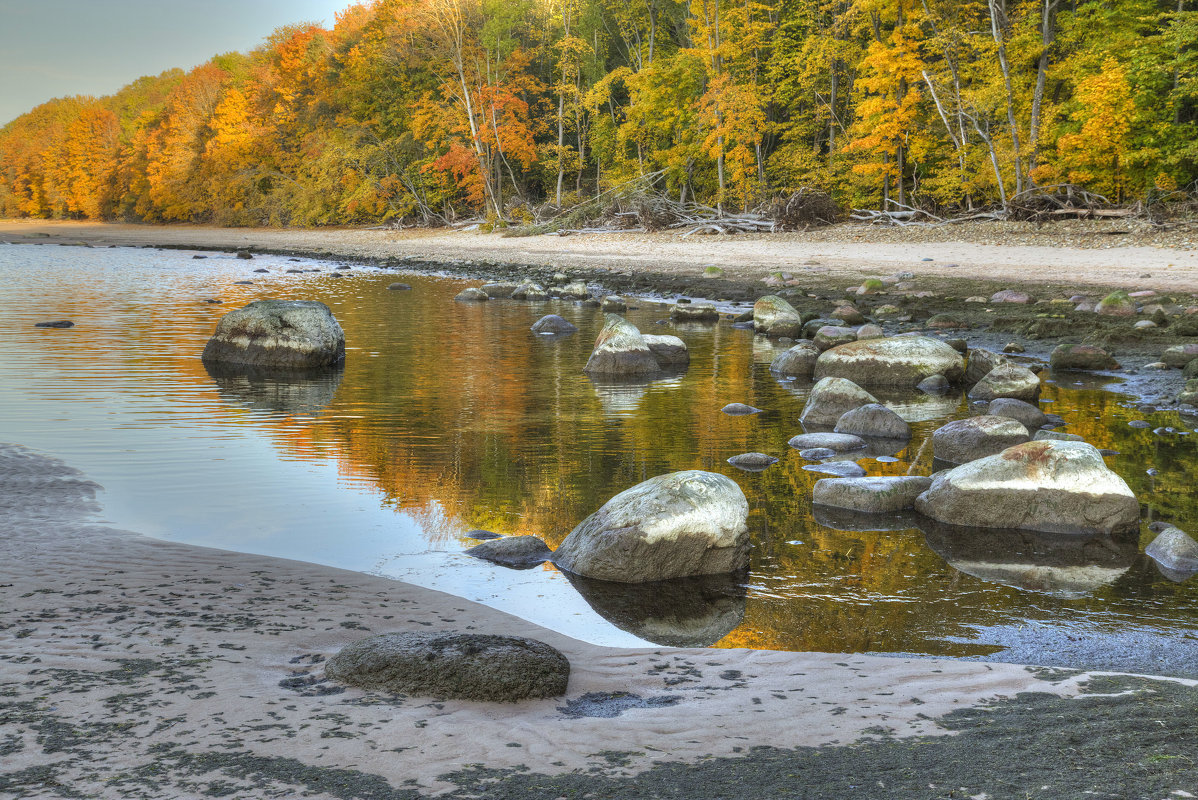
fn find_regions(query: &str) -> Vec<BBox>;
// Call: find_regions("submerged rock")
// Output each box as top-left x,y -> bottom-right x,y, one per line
753,295 -> 803,338
722,402 -> 762,416
583,315 -> 660,376
803,460 -> 866,477
813,336 -> 965,388
813,476 -> 932,514
480,282 -> 519,298
968,364 -> 1041,403
1050,344 -> 1119,371
465,535 -> 553,569
799,377 -> 878,427
34,320 -> 74,328
932,416 -> 1031,465
531,314 -> 577,334
325,632 -> 569,701
201,299 -> 345,369
727,452 -> 779,471
916,374 -> 950,394
552,470 -> 749,582
915,440 -> 1140,535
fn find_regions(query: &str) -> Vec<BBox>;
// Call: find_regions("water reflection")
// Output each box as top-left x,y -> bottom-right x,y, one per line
587,372 -> 686,415
205,362 -> 344,416
562,570 -> 748,647
921,519 -> 1139,598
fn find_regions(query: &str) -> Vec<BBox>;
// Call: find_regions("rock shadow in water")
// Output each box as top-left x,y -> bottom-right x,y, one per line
205,361 -> 344,416
561,569 -> 748,647
813,505 -> 924,533
919,518 -> 1139,598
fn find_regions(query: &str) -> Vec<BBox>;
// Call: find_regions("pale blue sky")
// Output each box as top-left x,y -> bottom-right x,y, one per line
0,0 -> 356,125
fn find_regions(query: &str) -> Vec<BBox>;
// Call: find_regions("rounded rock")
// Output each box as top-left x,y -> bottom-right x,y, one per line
814,476 -> 932,514
201,299 -> 345,369
987,398 -> 1049,430
834,403 -> 910,440
769,342 -> 821,379
813,336 -> 965,388
1050,344 -> 1119,371
583,315 -> 660,376
642,334 -> 690,367
968,364 -> 1041,403
531,314 -> 578,334
465,536 -> 553,569
753,295 -> 803,338
800,377 -> 879,427
788,432 -> 868,453
455,287 -> 489,302
932,416 -> 1031,465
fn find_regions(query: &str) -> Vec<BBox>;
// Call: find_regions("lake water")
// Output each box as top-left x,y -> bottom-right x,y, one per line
3,242 -> 1197,665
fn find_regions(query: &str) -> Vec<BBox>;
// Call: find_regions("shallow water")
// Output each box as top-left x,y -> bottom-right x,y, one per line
2,242 -> 1196,660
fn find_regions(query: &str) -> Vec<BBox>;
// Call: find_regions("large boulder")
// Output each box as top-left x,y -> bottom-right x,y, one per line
551,471 -> 749,583
813,336 -> 965,388
465,536 -> 553,569
770,342 -> 821,379
201,299 -> 345,369
1162,344 -> 1198,369
932,416 -> 1031,464
325,632 -> 569,701
642,334 -> 690,367
986,398 -> 1049,431
583,315 -> 660,376
1050,344 -> 1119,371
753,295 -> 803,338
799,377 -> 878,427
834,403 -> 910,440
964,348 -> 1008,386
968,363 -> 1041,403
916,440 -> 1140,535
813,476 -> 932,514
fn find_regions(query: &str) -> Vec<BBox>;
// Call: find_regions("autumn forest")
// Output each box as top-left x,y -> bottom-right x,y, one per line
1,0 -> 1196,227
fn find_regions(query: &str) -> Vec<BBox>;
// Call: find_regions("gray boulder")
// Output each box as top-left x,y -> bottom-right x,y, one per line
481,282 -> 519,298
1034,430 -> 1085,442
987,398 -> 1049,430
799,377 -> 878,427
753,295 -> 803,338
932,416 -> 1031,464
583,315 -> 660,376
834,403 -> 910,440
722,403 -> 762,416
1145,527 -> 1198,575
671,303 -> 719,322
727,452 -> 778,471
1050,344 -> 1119,371
387,283 -> 412,291
1162,344 -> 1198,369
531,314 -> 577,334
856,323 -> 884,340
601,296 -> 628,313
787,432 -> 867,453
831,304 -> 865,326
769,342 -> 821,379
559,281 -> 591,300
916,374 -> 950,394
551,470 -> 750,582
965,349 -> 1008,386
814,476 -> 932,514
813,336 -> 965,388
455,287 -> 489,302
201,299 -> 345,369
915,440 -> 1141,535
325,632 -> 569,701
511,282 -> 546,300
642,334 -> 689,367
968,363 -> 1041,403
813,326 -> 858,351
465,536 -> 553,569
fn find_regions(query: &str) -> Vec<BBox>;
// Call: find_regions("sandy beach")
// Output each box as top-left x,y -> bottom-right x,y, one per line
3,218 -> 1198,293
4,222 -> 1198,797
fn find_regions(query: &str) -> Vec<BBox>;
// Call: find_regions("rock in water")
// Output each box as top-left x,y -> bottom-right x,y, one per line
799,377 -> 878,427
201,299 -> 345,369
968,363 -> 1041,403
933,416 -> 1031,464
834,403 -> 910,440
915,441 -> 1141,535
455,287 -> 489,302
964,348 -> 1008,386
531,314 -> 577,334
465,536 -> 553,569
671,303 -> 719,322
722,402 -> 762,416
1034,430 -> 1085,442
727,452 -> 778,471
551,470 -> 749,582
480,282 -> 519,298
583,315 -> 660,376
325,632 -> 569,701
987,397 -> 1049,430
642,334 -> 690,367
916,374 -> 950,394
601,296 -> 628,313
1050,344 -> 1119,371
34,320 -> 74,328
770,342 -> 821,379
813,476 -> 932,514
813,336 -> 965,388
753,295 -> 803,338
788,432 -> 867,453
1145,527 -> 1198,575
803,461 -> 866,477
812,326 -> 858,351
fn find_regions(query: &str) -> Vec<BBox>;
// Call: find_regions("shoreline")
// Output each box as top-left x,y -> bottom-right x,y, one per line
4,442 -> 1198,798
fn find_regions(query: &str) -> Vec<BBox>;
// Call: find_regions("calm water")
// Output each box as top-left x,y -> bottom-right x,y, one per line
3,242 -> 1197,657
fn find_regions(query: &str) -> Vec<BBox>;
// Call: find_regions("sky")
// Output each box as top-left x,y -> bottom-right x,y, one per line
0,0 -> 357,126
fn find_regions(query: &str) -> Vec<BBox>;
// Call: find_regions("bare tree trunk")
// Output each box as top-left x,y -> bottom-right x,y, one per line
988,0 -> 1023,196
1028,0 -> 1058,182
555,92 -> 566,206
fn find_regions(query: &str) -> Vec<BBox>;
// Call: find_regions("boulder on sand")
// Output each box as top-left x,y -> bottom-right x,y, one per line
753,295 -> 804,338
932,416 -> 1031,465
201,299 -> 345,369
968,363 -> 1041,403
915,440 -> 1141,535
583,315 -> 660,376
800,377 -> 878,427
325,631 -> 569,701
813,336 -> 965,388
813,476 -> 932,514
551,470 -> 749,583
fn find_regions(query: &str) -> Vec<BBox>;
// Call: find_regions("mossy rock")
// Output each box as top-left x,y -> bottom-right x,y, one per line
704,266 -> 726,277
1095,290 -> 1135,317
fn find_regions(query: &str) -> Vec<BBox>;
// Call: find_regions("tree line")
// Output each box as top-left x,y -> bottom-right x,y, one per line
1,0 -> 1195,227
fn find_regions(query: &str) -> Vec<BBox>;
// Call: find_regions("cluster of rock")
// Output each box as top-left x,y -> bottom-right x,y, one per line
582,314 -> 690,375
